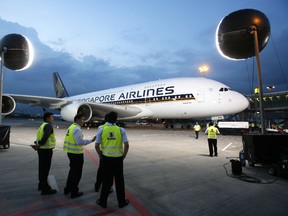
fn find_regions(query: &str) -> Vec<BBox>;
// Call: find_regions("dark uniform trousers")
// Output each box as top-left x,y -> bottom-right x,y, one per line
65,153 -> 84,194
208,139 -> 218,156
95,158 -> 103,190
37,148 -> 53,191
99,155 -> 126,206
195,131 -> 199,139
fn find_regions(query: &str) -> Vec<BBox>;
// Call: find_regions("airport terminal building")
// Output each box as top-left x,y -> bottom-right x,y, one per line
244,90 -> 288,129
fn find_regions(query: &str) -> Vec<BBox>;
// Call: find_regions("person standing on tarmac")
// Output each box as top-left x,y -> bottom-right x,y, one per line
95,111 -> 129,208
33,112 -> 57,195
63,114 -> 96,198
193,122 -> 201,139
205,122 -> 220,157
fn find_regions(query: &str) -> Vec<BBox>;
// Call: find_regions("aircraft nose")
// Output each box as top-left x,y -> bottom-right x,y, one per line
235,92 -> 249,111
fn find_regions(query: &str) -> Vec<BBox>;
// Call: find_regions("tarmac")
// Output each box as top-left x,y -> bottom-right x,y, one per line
0,118 -> 288,216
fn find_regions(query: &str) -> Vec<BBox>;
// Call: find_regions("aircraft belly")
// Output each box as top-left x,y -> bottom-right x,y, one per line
141,101 -> 196,119
134,100 -> 241,119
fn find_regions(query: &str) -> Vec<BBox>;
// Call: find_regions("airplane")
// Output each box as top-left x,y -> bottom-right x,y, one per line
2,72 -> 249,122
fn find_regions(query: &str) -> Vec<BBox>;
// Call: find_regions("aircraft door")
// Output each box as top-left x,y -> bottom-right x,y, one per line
197,90 -> 205,102
145,96 -> 151,106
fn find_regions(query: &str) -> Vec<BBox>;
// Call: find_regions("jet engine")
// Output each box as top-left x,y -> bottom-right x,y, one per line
60,103 -> 92,122
1,95 -> 16,115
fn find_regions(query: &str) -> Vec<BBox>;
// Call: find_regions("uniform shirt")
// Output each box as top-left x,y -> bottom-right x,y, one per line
73,123 -> 94,145
205,126 -> 220,139
194,125 -> 201,132
95,123 -> 128,145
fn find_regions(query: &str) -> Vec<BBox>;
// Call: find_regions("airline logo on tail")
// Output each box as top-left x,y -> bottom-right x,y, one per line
52,72 -> 69,98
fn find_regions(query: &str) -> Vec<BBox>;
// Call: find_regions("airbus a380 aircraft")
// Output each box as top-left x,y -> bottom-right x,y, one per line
2,72 -> 249,122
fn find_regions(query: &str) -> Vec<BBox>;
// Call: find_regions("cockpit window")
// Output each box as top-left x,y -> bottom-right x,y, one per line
219,87 -> 230,92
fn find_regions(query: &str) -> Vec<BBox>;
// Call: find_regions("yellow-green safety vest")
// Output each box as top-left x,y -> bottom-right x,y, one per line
101,125 -> 123,157
63,124 -> 83,154
207,126 -> 218,139
36,122 -> 56,149
194,125 -> 201,131
98,123 -> 108,151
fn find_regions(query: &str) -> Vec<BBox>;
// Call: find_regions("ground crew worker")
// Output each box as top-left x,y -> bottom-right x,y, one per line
63,114 -> 96,198
95,111 -> 129,208
33,112 -> 57,195
205,122 -> 220,157
193,122 -> 201,139
251,122 -> 255,132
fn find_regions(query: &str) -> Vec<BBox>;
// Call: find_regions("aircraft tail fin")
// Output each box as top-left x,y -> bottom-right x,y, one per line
52,72 -> 69,98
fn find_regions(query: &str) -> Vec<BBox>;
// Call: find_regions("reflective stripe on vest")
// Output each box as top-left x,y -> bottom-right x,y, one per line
36,123 -> 56,149
207,126 -> 217,139
63,124 -> 83,154
101,126 -> 123,157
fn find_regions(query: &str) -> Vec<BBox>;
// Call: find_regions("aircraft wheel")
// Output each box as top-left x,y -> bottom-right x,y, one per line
248,161 -> 255,167
3,144 -> 10,149
268,164 -> 278,176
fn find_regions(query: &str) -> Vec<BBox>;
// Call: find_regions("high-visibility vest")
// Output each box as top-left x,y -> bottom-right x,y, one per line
36,123 -> 56,149
207,126 -> 218,139
98,123 -> 108,151
101,125 -> 123,157
194,125 -> 201,131
63,124 -> 83,154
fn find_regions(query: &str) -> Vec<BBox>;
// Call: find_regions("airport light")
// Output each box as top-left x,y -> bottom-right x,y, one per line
198,65 -> 209,77
266,85 -> 275,91
216,9 -> 270,134
0,34 -> 34,125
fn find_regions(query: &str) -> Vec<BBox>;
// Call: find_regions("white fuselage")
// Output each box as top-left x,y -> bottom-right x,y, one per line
68,77 -> 249,120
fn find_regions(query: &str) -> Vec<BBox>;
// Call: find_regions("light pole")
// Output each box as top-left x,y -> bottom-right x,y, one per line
0,34 -> 34,125
216,9 -> 270,134
248,25 -> 265,134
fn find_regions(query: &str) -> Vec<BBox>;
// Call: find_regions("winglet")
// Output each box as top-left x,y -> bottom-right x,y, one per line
52,72 -> 69,98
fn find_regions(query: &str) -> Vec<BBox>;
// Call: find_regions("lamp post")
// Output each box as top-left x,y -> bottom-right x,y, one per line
0,34 -> 34,125
248,25 -> 266,134
216,9 -> 270,134
198,65 -> 209,77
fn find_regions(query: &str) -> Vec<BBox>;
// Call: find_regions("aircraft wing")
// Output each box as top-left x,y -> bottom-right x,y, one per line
7,93 -> 143,120
8,94 -> 70,109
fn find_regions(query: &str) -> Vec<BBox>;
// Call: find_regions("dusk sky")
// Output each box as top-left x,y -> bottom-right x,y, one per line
0,0 -> 287,113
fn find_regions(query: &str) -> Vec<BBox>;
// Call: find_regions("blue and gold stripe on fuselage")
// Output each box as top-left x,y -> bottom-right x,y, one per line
106,93 -> 195,105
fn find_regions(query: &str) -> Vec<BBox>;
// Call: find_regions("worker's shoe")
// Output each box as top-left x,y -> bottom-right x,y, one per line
119,199 -> 130,208
71,191 -> 83,198
41,188 -> 57,195
96,199 -> 107,208
64,188 -> 71,195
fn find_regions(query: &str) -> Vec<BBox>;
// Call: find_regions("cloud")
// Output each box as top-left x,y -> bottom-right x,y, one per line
0,15 -> 287,116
